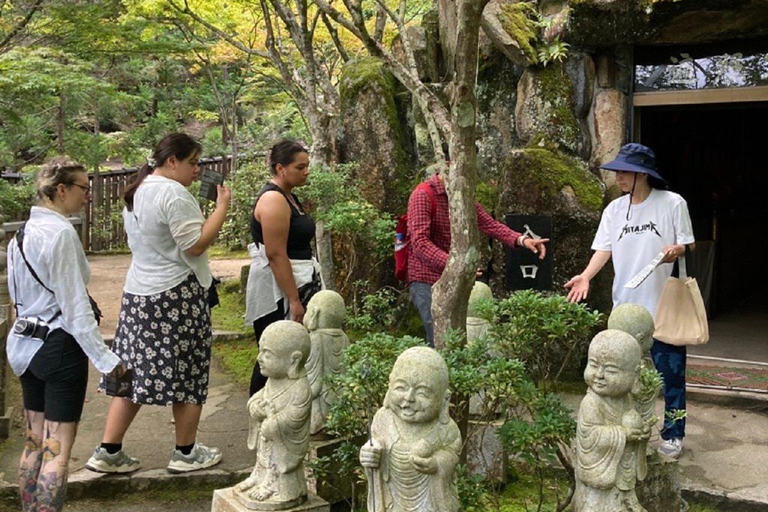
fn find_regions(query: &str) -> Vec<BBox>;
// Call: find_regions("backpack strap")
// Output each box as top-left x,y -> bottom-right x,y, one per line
15,224 -> 63,323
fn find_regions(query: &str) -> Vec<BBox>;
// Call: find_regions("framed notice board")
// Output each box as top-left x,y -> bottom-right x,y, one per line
505,214 -> 553,291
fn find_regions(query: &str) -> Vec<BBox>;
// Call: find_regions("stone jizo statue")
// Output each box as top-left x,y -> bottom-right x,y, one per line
573,329 -> 650,512
607,303 -> 658,426
235,321 -> 312,510
466,281 -> 493,345
607,303 -> 655,354
360,346 -> 461,512
303,290 -> 350,434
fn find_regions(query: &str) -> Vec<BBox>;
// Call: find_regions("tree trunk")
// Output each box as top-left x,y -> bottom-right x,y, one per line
432,0 -> 490,463
306,111 -> 338,291
431,0 -> 489,347
315,220 -> 335,290
437,0 -> 458,79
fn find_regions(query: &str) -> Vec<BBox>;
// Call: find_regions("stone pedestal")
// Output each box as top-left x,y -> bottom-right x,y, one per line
637,453 -> 682,512
305,435 -> 364,505
466,420 -> 507,483
212,488 -> 329,512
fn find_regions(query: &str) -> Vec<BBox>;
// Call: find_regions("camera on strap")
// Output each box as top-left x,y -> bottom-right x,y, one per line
12,317 -> 51,341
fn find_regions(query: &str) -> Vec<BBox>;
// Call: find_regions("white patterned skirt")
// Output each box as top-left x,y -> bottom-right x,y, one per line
100,274 -> 213,405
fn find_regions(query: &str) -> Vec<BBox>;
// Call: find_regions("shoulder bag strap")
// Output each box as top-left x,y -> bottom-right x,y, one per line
15,225 -> 62,323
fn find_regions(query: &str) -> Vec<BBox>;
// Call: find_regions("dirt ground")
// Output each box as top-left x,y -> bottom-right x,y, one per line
87,254 -> 250,337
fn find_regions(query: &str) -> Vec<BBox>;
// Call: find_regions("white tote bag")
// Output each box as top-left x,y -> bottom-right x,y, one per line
654,256 -> 709,346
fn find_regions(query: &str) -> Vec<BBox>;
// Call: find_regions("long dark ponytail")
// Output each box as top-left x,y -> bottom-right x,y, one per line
123,133 -> 202,211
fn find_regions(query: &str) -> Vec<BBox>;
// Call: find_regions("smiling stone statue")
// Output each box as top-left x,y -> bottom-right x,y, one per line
359,346 -> 461,512
573,329 -> 650,512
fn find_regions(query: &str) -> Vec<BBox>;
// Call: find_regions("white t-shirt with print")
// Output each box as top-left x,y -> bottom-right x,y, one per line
592,189 -> 695,317
123,175 -> 212,295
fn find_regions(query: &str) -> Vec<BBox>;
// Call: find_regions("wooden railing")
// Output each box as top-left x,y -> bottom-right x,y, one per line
1,154 -> 256,252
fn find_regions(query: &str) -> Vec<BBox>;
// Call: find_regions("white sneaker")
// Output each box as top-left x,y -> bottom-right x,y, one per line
658,437 -> 683,459
167,443 -> 222,473
86,446 -> 141,473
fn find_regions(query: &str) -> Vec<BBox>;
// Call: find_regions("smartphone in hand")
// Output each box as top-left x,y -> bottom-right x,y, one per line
199,169 -> 225,202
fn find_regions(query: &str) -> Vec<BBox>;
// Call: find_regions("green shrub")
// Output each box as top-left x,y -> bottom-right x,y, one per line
0,175 -> 36,221
217,161 -> 271,250
473,289 -> 604,390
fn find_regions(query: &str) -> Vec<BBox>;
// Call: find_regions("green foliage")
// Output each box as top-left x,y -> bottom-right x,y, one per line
301,164 -> 396,272
90,206 -> 127,251
538,40 -> 571,66
637,361 -> 664,405
499,2 -> 570,67
345,280 -> 424,339
217,161 -> 272,250
474,289 -> 603,389
0,175 -> 36,221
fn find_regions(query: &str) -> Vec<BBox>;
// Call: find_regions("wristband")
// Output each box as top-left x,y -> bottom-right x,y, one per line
518,234 -> 528,247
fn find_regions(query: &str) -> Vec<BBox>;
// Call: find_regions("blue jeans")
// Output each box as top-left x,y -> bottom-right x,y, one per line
409,282 -> 434,347
651,338 -> 686,440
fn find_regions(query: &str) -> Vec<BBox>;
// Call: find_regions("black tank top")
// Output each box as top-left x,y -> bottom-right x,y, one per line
250,182 -> 315,260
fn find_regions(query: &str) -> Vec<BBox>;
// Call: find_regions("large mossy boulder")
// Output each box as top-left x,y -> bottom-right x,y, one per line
514,60 -> 592,159
338,57 -> 417,215
476,50 -> 525,179
493,147 -> 612,313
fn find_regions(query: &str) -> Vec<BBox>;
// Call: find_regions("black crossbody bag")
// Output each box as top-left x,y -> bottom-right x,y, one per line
15,224 -> 103,325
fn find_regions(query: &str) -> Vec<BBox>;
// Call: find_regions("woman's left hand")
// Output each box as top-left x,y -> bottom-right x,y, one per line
524,237 -> 550,260
661,244 -> 684,264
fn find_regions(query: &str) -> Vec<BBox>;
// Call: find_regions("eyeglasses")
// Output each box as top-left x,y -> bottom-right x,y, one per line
71,183 -> 91,194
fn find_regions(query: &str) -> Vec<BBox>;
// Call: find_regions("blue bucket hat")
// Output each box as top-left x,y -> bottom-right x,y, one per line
601,143 -> 664,181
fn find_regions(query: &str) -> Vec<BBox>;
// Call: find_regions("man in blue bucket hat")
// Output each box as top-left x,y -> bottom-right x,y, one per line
565,142 -> 696,460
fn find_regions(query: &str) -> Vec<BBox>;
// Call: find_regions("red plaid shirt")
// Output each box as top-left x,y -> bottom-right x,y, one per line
407,174 -> 521,285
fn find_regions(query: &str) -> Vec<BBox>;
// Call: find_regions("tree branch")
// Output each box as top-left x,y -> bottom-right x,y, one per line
0,0 -> 45,53
321,12 -> 349,62
167,0 -> 270,59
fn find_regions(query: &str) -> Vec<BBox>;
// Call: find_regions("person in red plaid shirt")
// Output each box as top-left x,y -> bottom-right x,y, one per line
407,168 -> 548,347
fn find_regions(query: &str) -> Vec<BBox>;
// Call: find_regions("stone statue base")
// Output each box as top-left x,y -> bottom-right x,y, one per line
212,488 -> 329,512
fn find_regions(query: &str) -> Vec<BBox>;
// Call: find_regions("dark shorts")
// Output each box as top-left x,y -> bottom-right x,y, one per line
20,329 -> 89,423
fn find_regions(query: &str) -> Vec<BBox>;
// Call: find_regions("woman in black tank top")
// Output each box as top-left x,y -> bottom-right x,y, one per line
247,139 -> 319,394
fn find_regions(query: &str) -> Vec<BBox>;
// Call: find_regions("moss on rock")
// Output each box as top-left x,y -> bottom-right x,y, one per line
516,62 -> 586,157
505,147 -> 603,211
338,57 -> 415,213
499,2 -> 540,64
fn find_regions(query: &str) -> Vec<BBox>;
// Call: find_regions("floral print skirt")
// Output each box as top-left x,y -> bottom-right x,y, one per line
100,274 -> 213,405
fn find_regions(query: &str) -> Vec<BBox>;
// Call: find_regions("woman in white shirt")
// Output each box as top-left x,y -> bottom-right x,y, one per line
7,157 -> 124,512
85,133 -> 231,474
565,143 -> 695,460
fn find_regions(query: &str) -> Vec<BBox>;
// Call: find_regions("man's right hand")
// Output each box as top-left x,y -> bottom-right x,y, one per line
564,274 -> 590,303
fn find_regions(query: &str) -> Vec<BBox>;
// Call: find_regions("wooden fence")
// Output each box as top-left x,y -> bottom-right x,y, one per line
1,154 -> 253,252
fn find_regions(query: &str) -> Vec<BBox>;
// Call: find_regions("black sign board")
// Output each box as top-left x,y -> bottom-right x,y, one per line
199,169 -> 225,202
505,214 -> 553,291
